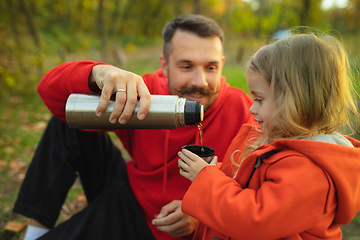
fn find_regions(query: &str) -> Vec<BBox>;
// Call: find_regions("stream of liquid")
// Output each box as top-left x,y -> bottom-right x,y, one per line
198,123 -> 204,152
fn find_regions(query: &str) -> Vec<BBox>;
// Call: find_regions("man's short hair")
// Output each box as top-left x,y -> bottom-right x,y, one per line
162,14 -> 224,60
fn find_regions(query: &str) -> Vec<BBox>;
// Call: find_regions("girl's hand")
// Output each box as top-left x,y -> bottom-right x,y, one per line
178,149 -> 218,182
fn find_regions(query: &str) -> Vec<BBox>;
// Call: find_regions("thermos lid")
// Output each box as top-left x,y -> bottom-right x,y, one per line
184,100 -> 204,125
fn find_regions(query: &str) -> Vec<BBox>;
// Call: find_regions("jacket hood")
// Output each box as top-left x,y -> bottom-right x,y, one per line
270,133 -> 360,225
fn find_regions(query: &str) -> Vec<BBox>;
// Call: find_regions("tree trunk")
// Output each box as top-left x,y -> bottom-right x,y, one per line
18,0 -> 41,48
98,0 -> 107,62
193,0 -> 201,14
109,0 -> 121,37
5,0 -> 26,74
18,0 -> 43,75
142,0 -> 164,36
299,0 -> 311,26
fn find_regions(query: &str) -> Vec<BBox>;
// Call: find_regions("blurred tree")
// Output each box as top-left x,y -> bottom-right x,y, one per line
98,0 -> 107,61
0,0 -> 359,100
194,0 -> 201,13
221,0 -> 256,34
108,0 -> 122,37
328,0 -> 360,35
242,0 -> 325,37
4,0 -> 26,74
19,0 -> 41,48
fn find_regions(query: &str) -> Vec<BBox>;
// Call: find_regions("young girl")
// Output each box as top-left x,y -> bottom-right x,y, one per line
178,33 -> 360,239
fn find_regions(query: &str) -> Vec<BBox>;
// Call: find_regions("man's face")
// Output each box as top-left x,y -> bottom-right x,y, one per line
160,30 -> 225,111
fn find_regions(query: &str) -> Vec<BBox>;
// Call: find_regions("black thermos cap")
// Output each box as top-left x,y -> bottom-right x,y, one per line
184,100 -> 202,125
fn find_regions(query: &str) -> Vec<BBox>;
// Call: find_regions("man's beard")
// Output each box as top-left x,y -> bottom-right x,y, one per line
167,70 -> 220,111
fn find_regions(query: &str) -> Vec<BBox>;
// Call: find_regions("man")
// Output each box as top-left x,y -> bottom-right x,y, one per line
14,14 -> 255,240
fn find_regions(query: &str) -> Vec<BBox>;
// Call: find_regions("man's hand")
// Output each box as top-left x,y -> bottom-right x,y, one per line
89,64 -> 151,124
152,200 -> 198,237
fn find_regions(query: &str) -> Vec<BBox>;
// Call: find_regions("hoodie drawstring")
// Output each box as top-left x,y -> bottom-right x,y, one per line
162,126 -> 200,195
162,130 -> 170,195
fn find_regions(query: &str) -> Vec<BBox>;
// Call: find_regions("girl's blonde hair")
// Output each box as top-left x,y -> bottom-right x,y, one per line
232,32 -> 359,168
248,32 -> 358,142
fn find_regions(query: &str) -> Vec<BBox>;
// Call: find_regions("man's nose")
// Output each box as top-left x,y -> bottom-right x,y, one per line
191,68 -> 208,88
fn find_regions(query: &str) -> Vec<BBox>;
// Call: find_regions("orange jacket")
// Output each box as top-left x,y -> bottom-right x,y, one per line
182,124 -> 360,239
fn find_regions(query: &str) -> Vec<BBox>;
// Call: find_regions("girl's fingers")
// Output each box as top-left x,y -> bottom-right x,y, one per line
209,156 -> 218,166
180,149 -> 202,162
178,151 -> 189,164
178,159 -> 191,179
178,159 -> 188,171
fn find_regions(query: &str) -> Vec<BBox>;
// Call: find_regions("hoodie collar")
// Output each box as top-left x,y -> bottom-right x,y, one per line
302,132 -> 354,147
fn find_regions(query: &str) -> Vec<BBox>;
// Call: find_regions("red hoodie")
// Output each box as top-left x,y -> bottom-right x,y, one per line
37,61 -> 255,240
182,124 -> 360,239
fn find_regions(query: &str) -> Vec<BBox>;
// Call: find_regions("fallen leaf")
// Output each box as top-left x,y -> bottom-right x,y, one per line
21,121 -> 47,131
1,113 -> 10,121
5,147 -> 15,154
4,221 -> 28,233
67,202 -> 76,211
62,204 -> 71,215
0,160 -> 7,168
76,194 -> 87,203
16,172 -> 26,184
10,160 -> 27,173
18,109 -> 28,119
43,113 -> 51,120
9,96 -> 22,104
13,136 -> 22,146
60,211 -> 71,221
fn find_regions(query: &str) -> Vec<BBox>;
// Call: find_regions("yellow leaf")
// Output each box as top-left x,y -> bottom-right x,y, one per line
5,74 -> 16,88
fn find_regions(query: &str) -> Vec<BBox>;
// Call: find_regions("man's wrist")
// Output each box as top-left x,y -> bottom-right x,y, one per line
88,65 -> 101,92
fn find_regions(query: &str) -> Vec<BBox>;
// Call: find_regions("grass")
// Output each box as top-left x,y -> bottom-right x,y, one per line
0,95 -> 48,239
1,41 -> 360,239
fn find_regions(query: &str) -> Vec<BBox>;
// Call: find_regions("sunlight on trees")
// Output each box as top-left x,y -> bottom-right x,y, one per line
1,0 -> 359,99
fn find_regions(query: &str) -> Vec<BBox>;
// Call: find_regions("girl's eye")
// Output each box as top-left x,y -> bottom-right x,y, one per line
254,98 -> 263,103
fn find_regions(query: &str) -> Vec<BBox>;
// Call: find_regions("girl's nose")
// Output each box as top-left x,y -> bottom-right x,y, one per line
249,102 -> 257,115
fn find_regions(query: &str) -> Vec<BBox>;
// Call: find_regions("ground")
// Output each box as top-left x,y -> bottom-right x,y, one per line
0,46 -> 359,239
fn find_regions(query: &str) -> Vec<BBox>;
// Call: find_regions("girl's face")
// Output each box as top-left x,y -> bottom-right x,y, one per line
246,69 -> 276,136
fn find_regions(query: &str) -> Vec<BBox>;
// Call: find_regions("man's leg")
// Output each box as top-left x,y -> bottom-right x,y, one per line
14,116 -> 154,239
38,153 -> 154,240
14,116 -> 82,228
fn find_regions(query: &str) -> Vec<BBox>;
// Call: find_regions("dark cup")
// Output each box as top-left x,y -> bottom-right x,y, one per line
181,145 -> 215,163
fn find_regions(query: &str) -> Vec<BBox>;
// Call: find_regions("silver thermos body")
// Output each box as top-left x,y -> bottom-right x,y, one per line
65,94 -> 204,129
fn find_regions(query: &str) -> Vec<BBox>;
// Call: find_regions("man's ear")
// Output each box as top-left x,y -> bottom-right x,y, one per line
159,55 -> 168,78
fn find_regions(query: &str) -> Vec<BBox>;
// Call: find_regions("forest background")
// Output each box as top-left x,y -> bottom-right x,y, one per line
0,0 -> 360,239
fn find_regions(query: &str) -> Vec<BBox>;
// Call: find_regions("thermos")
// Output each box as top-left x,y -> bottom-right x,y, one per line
65,94 -> 204,129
